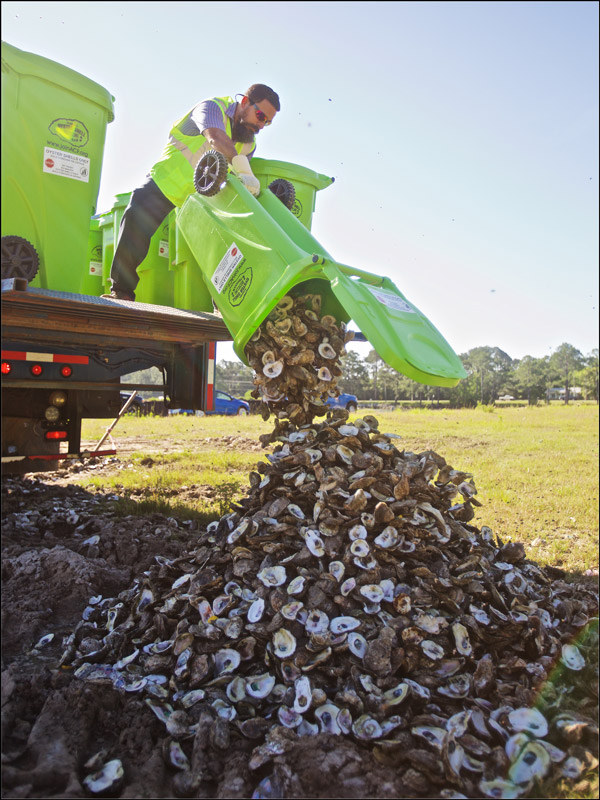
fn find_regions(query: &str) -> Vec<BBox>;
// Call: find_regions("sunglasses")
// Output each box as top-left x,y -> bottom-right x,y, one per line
250,101 -> 273,126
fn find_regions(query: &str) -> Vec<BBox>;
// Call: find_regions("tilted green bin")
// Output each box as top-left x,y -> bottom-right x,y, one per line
250,158 -> 333,231
1,41 -> 114,291
177,170 -> 467,387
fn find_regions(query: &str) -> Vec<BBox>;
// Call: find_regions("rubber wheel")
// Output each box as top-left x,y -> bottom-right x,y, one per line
268,178 -> 296,210
194,150 -> 228,196
237,407 -> 248,416
346,403 -> 358,413
1,235 -> 40,282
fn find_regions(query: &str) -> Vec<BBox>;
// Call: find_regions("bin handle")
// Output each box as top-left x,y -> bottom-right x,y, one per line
323,261 -> 387,287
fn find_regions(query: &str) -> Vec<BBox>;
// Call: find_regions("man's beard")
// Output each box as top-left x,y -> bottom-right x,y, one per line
231,117 -> 256,144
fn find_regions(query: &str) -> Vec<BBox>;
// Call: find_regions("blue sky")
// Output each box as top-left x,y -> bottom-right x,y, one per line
3,1 -> 598,364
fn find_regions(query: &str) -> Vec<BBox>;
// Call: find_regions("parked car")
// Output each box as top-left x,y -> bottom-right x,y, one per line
168,392 -> 249,417
208,390 -> 250,416
326,392 -> 358,413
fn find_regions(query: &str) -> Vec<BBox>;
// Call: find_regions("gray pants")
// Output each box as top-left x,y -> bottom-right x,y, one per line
109,176 -> 175,297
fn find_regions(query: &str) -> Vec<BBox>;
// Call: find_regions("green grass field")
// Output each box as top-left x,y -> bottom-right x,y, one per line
80,404 -> 599,575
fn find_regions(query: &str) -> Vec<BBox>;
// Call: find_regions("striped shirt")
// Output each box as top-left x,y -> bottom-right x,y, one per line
179,99 -> 256,157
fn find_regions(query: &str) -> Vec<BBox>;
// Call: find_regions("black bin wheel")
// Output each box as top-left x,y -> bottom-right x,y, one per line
268,178 -> 296,210
1,235 -> 40,282
194,150 -> 228,196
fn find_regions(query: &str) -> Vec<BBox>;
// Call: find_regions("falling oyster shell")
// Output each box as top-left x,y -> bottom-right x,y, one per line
508,707 -> 549,738
330,616 -> 361,634
560,644 -> 585,670
258,566 -> 287,587
318,367 -> 332,381
318,342 -> 337,359
272,628 -> 297,658
315,703 -> 342,734
263,360 -> 284,378
347,632 -> 367,658
293,676 -> 312,713
246,673 -> 276,699
83,759 -> 124,794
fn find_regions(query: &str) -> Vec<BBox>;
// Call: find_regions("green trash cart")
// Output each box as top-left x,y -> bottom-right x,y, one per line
177,150 -> 466,388
1,41 -> 114,291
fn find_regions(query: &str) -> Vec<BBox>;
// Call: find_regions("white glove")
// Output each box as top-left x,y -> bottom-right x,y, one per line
231,154 -> 261,197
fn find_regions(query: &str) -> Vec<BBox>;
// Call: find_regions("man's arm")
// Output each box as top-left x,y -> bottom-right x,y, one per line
201,127 -> 238,163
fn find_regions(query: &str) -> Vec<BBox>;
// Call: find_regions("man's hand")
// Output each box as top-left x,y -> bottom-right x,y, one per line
231,155 -> 261,197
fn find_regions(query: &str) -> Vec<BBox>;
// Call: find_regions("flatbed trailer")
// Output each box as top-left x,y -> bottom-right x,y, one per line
1,280 -> 231,471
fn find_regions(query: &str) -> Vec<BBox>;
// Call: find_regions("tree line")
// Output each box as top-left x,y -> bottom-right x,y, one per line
216,343 -> 599,407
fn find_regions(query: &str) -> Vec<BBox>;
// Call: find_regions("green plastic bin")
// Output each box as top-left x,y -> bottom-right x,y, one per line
177,173 -> 467,387
250,158 -> 333,231
1,41 -> 114,291
79,216 -> 103,295
96,192 -> 174,305
135,212 -> 175,306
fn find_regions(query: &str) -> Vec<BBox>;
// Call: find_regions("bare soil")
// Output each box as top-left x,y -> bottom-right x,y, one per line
1,460 -> 411,799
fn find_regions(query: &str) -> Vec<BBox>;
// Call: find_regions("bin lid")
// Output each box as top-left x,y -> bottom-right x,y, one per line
324,264 -> 467,388
251,158 -> 334,192
1,41 -> 115,121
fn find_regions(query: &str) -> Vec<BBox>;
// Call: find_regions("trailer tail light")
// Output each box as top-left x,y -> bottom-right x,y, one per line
45,431 -> 67,440
31,364 -> 43,376
1,362 -> 11,374
60,365 -> 72,377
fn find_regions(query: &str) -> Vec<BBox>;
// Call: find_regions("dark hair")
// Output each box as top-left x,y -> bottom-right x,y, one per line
246,84 -> 280,111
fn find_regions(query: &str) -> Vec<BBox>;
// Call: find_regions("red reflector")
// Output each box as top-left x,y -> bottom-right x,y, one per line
31,364 -> 43,376
60,365 -> 73,377
1,362 -> 11,375
45,431 -> 68,440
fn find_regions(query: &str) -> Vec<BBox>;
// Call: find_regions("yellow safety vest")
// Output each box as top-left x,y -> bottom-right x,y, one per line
150,96 -> 254,207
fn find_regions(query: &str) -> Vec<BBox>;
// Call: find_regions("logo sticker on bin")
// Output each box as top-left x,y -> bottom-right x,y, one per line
213,242 -> 244,293
366,285 -> 415,313
43,147 -> 90,182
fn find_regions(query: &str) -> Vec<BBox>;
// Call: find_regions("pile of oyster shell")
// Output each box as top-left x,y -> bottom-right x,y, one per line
64,296 -> 598,798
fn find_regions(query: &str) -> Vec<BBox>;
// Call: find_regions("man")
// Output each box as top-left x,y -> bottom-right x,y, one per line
103,84 -> 280,301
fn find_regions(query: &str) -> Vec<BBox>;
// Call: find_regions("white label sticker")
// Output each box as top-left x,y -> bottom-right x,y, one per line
89,261 -> 102,276
158,240 -> 169,258
366,286 -> 415,314
43,147 -> 90,182
212,242 -> 244,293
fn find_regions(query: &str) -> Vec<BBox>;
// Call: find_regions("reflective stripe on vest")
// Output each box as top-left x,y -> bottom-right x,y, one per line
150,96 -> 254,207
